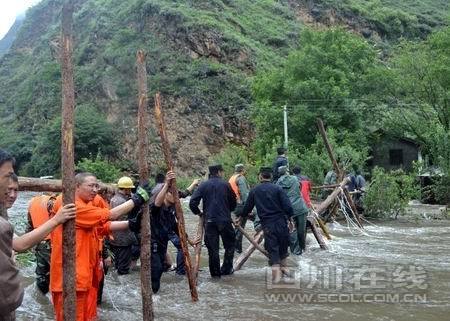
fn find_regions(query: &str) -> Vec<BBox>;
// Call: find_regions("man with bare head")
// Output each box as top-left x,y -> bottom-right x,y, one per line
0,148 -> 22,321
50,171 -> 150,321
4,174 -> 19,210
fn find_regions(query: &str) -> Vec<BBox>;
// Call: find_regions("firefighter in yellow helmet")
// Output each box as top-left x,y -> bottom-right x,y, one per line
109,176 -> 137,274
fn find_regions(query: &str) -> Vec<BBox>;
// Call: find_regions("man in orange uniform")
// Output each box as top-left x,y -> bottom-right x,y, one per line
26,193 -> 57,294
50,172 -> 148,321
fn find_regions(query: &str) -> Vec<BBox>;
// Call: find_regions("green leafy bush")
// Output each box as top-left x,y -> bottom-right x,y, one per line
76,155 -> 122,183
364,167 -> 419,218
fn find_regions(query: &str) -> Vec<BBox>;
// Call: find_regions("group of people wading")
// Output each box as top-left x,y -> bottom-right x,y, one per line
0,146 -> 314,321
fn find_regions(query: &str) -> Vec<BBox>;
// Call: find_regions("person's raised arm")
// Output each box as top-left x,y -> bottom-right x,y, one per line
109,184 -> 151,220
155,171 -> 175,207
13,204 -> 76,252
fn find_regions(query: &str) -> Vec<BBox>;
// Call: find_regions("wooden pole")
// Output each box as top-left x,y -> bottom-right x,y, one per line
233,230 -> 264,271
192,216 -> 205,283
154,92 -> 199,302
312,184 -> 340,190
60,2 -> 76,319
307,217 -> 328,250
233,223 -> 268,257
136,50 -> 153,320
314,215 -> 332,240
342,189 -> 363,228
316,118 -> 363,227
314,178 -> 348,216
316,119 -> 343,181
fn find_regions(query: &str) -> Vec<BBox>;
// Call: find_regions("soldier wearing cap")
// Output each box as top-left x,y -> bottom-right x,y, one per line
189,164 -> 237,278
241,167 -> 293,283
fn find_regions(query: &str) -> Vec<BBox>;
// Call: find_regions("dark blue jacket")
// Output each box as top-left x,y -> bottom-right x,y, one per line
272,155 -> 288,182
242,181 -> 293,227
189,176 -> 237,223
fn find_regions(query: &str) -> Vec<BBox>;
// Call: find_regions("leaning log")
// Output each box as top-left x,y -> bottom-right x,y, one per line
314,178 -> 348,216
60,1 -> 76,319
307,217 -> 328,250
233,230 -> 264,272
154,92 -> 199,302
233,223 -> 268,257
136,50 -> 153,320
316,119 -> 343,180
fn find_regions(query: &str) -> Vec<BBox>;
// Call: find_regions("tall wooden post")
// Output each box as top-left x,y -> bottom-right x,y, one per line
136,50 -> 153,320
316,119 -> 363,228
61,1 -> 76,320
316,119 -> 343,180
154,92 -> 199,302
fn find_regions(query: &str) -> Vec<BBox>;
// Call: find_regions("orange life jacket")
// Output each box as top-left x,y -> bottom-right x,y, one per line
228,174 -> 241,202
28,195 -> 53,240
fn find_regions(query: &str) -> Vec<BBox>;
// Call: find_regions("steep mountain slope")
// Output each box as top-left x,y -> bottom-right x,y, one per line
0,0 -> 447,175
0,15 -> 25,57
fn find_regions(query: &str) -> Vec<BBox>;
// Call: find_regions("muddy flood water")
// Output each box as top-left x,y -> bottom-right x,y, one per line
8,192 -> 450,321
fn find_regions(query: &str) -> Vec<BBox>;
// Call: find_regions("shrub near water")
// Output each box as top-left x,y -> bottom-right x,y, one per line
364,167 -> 419,218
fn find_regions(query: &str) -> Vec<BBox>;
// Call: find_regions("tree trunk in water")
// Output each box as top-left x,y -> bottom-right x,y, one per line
154,92 -> 199,302
136,50 -> 153,320
307,217 -> 328,250
233,230 -> 264,271
61,2 -> 76,319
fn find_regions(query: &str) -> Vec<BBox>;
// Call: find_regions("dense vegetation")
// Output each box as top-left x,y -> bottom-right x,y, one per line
0,0 -> 448,204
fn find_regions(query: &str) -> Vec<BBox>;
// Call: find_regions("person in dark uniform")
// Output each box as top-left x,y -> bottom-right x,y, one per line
241,167 -> 294,283
149,171 -> 198,292
272,147 -> 288,182
189,164 -> 237,278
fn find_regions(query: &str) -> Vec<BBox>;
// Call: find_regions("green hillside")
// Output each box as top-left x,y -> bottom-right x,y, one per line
0,0 -> 448,176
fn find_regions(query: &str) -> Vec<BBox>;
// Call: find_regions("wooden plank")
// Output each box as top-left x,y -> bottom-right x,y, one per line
136,50 -> 153,320
60,1 -> 76,319
154,92 -> 199,302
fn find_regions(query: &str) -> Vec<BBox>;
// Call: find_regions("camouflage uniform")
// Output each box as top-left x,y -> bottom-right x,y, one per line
34,240 -> 51,294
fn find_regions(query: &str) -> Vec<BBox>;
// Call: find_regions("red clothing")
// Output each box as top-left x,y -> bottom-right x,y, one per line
300,179 -> 312,208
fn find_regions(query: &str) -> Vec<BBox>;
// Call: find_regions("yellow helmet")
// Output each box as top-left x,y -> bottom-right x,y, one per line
117,176 -> 134,189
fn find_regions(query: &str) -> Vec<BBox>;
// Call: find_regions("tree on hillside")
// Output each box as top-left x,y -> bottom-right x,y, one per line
383,27 -> 450,173
252,28 -> 378,164
23,104 -> 119,177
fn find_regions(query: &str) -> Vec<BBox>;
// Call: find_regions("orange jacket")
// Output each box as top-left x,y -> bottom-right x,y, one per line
28,195 -> 53,240
228,174 -> 241,201
50,195 -> 111,292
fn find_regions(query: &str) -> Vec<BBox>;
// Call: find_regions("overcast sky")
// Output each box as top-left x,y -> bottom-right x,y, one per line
0,0 -> 42,39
